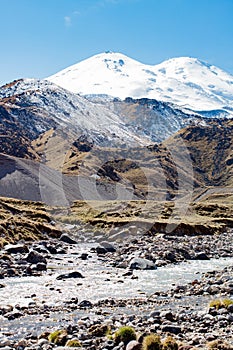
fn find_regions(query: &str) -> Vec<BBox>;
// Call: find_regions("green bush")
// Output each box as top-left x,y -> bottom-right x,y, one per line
48,329 -> 68,346
114,326 -> 137,345
65,339 -> 82,347
142,334 -> 162,350
162,336 -> 178,350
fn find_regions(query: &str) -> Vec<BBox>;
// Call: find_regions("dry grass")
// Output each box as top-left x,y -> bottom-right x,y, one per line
55,188 -> 233,236
0,197 -> 61,247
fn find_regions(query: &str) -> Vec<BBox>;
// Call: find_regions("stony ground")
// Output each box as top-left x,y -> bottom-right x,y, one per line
0,228 -> 233,350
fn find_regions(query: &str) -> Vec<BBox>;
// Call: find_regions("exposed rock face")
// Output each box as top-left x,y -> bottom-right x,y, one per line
73,135 -> 94,152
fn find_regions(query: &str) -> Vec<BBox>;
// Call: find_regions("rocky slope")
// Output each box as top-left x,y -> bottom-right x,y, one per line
0,78 -> 147,151
166,118 -> 233,187
89,96 -> 202,142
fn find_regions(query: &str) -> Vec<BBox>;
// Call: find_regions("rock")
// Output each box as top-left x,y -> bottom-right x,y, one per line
46,244 -> 58,254
59,234 -> 77,244
129,257 -> 156,270
5,268 -> 19,277
161,324 -> 182,334
227,304 -> 233,312
160,310 -> 175,321
15,339 -> 28,348
149,311 -> 160,318
96,246 -> 108,254
126,340 -> 142,350
194,252 -> 210,260
155,259 -> 167,267
163,251 -> 176,262
0,305 -> 13,314
32,245 -> 49,254
100,241 -> 116,253
89,324 -> 108,336
56,271 -> 84,280
96,242 -> 116,254
79,300 -> 93,308
227,314 -> 233,322
0,339 -> 13,347
25,250 -> 47,264
5,244 -> 29,254
36,262 -> 47,271
122,270 -> 133,277
102,340 -> 115,349
37,338 -> 49,347
48,329 -> 68,346
5,311 -> 24,320
80,253 -> 88,260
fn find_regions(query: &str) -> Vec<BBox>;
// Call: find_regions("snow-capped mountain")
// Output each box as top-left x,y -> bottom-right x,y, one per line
0,78 -> 148,146
47,52 -> 233,115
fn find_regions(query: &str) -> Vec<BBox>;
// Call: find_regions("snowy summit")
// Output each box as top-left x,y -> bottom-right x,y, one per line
47,51 -> 233,112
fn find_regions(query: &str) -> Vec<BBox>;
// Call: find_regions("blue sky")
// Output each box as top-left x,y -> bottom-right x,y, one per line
0,0 -> 233,85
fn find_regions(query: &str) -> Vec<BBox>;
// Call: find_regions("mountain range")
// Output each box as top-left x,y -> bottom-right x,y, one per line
0,51 -> 232,210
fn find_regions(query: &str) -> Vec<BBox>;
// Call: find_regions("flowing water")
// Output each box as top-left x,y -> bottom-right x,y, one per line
1,243 -> 233,340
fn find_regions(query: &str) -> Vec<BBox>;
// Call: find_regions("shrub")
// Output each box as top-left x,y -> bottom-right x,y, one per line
209,298 -> 233,310
65,339 -> 82,347
207,339 -> 233,350
48,329 -> 68,346
114,326 -> 137,345
221,298 -> 233,308
162,336 -> 178,350
209,299 -> 222,310
142,334 -> 162,350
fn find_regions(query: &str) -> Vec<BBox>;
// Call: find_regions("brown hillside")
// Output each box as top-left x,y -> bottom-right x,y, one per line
166,119 -> 233,187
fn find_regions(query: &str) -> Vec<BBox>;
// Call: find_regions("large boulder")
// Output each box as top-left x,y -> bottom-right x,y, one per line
5,244 -> 29,254
56,271 -> 84,280
129,257 -> 156,270
25,250 -> 47,264
194,252 -> 210,260
96,241 -> 116,254
59,234 -> 77,245
161,324 -> 182,334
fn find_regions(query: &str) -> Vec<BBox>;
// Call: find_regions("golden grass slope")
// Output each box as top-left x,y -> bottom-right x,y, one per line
0,197 -> 61,247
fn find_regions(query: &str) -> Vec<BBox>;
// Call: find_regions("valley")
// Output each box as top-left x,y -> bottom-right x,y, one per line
0,52 -> 233,349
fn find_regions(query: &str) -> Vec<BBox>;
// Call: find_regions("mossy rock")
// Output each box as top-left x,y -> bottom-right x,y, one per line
65,338 -> 82,347
114,326 -> 137,345
48,329 -> 68,345
142,334 -> 162,350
